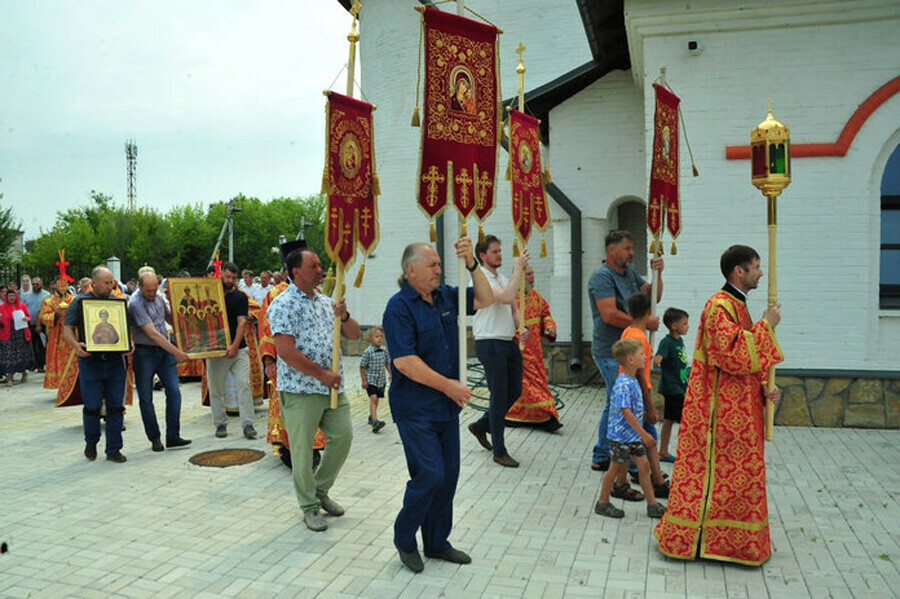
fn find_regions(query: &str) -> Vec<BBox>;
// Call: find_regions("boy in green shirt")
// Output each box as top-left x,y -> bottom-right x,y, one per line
652,308 -> 690,462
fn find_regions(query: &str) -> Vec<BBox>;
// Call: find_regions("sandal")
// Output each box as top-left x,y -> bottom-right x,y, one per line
647,503 -> 666,518
653,479 -> 670,499
659,453 -> 675,463
594,501 -> 624,518
631,471 -> 669,485
611,483 -> 644,502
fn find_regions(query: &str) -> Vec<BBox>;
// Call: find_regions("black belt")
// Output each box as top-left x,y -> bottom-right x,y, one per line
136,344 -> 164,350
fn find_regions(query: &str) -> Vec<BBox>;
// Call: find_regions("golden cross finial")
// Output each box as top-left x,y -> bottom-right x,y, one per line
350,0 -> 362,19
516,42 -> 527,60
766,98 -> 773,114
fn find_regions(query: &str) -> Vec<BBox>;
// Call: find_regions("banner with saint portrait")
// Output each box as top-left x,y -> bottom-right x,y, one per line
323,92 -> 379,269
508,109 -> 549,246
415,7 -> 499,240
648,83 -> 681,252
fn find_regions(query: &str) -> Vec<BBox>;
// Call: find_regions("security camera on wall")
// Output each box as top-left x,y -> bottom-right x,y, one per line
687,40 -> 703,56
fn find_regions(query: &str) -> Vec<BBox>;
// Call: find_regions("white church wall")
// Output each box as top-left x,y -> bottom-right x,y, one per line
354,0 -> 591,328
625,0 -> 900,371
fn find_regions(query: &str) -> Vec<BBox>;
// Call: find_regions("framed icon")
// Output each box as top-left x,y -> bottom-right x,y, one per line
166,277 -> 231,359
82,298 -> 131,353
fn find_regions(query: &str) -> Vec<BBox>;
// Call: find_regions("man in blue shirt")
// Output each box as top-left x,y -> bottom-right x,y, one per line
382,237 -> 493,573
268,247 -> 360,533
588,230 -> 663,471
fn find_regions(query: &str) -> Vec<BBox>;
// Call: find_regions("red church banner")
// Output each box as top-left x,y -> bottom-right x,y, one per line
649,84 -> 681,246
417,7 -> 498,231
509,109 -> 549,243
323,92 -> 379,268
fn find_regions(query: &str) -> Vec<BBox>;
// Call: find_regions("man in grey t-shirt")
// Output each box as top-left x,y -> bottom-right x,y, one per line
588,230 -> 663,470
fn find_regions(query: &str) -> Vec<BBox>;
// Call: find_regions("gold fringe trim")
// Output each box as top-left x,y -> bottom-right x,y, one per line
671,240 -> 678,255
499,121 -> 508,143
512,239 -> 519,257
478,223 -> 485,244
353,261 -> 365,288
372,173 -> 381,196
543,166 -> 552,185
429,220 -> 437,243
410,106 -> 420,127
505,161 -> 511,180
321,169 -> 330,195
540,235 -> 547,257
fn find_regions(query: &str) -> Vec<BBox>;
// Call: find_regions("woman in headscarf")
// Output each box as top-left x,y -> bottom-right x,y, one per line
0,288 -> 36,385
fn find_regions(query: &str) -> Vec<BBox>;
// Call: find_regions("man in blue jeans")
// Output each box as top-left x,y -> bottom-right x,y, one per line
62,266 -> 131,463
129,271 -> 192,452
588,231 -> 663,471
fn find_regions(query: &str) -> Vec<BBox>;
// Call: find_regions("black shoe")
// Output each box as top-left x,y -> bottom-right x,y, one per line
151,440 -> 165,452
279,447 -> 293,469
468,423 -> 492,451
631,470 -> 668,485
493,454 -> 520,468
215,424 -> 227,438
591,460 -> 610,472
243,424 -> 258,440
424,547 -> 471,564
166,437 -> 192,448
84,443 -> 97,461
397,547 -> 424,573
106,451 -> 127,463
543,420 -> 563,432
371,420 -> 386,433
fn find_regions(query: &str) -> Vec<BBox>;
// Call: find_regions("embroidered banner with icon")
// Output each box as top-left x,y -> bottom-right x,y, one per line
323,92 -> 379,269
416,7 -> 498,239
648,84 -> 681,252
508,109 -> 549,246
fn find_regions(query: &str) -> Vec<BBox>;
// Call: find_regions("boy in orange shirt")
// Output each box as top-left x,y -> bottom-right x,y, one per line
610,293 -> 669,500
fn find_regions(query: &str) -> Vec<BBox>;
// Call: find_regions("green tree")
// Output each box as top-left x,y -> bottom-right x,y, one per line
0,193 -> 22,266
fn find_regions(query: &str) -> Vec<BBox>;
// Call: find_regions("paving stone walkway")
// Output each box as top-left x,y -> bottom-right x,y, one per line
1,358 -> 898,598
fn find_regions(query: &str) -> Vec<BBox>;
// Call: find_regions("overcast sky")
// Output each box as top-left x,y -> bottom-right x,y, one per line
0,1 -> 354,239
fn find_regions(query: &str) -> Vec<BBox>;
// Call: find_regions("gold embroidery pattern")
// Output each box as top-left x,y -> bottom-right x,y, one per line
425,29 -> 495,147
329,109 -> 372,199
652,100 -> 678,185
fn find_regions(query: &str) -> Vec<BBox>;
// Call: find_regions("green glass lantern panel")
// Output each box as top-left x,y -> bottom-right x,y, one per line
769,143 -> 786,174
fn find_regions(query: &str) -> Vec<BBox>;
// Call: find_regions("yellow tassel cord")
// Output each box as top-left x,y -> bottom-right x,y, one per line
353,260 -> 366,288
429,220 -> 437,243
649,238 -> 658,255
505,161 -> 511,180
540,235 -> 547,257
372,174 -> 381,196
321,98 -> 331,195
411,17 -> 423,127
691,163 -> 699,177
512,239 -> 519,257
543,166 -> 552,185
478,223 -> 486,244
460,221 -> 468,237
671,240 -> 678,255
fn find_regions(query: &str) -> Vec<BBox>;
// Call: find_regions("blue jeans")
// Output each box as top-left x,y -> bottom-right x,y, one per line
473,339 -> 523,457
394,418 -> 460,554
591,355 -> 657,466
78,355 -> 127,455
133,345 -> 182,442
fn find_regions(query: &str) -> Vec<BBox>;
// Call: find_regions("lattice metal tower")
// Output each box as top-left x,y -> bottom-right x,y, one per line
125,140 -> 137,210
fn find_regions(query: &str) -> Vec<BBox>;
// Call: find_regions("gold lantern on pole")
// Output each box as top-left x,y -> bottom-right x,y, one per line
750,100 -> 790,442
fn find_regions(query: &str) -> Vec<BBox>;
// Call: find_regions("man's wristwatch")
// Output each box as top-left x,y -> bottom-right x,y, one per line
340,311 -> 351,323
465,261 -> 478,272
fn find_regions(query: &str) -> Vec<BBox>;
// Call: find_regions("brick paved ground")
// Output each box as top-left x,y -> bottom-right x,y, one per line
1,357 -> 898,598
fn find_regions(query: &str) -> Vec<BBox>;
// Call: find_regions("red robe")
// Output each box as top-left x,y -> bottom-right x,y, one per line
506,288 -> 559,425
655,288 -> 783,566
39,292 -> 74,390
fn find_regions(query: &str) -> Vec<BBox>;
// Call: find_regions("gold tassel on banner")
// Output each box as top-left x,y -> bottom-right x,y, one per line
540,235 -> 547,257
671,240 -> 678,255
692,162 -> 699,177
411,17 -> 423,128
543,166 -> 552,185
512,239 -> 519,257
505,161 -> 511,180
499,121 -> 508,143
320,169 -> 330,195
649,238 -> 658,255
478,223 -> 486,244
429,220 -> 437,243
353,260 -> 366,288
372,173 -> 381,196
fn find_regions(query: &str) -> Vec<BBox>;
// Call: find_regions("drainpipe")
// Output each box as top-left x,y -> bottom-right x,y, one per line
545,182 -> 583,372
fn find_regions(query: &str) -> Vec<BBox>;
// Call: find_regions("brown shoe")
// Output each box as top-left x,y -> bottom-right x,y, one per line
493,454 -> 519,468
468,423 -> 492,451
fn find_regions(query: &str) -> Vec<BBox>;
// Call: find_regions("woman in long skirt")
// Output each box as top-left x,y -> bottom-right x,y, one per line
1,289 -> 36,385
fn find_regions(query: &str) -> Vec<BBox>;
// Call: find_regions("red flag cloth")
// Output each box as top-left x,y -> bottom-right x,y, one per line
324,92 -> 379,268
56,250 -> 74,284
418,7 -> 498,225
649,84 -> 681,240
509,109 -> 549,243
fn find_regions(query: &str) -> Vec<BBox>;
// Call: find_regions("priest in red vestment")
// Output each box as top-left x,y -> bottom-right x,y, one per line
655,245 -> 783,566
506,266 -> 561,431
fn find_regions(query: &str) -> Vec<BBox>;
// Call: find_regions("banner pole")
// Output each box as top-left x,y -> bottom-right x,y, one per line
455,0 -> 467,384
515,43 -> 527,350
331,1 -> 361,409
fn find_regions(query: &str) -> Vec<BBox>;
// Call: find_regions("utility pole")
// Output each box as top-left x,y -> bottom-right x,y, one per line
125,140 -> 137,210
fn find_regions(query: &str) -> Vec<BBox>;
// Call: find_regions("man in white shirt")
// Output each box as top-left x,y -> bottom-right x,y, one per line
467,234 -> 529,468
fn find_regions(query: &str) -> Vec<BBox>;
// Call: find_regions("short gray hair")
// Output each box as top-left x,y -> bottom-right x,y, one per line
398,242 -> 431,287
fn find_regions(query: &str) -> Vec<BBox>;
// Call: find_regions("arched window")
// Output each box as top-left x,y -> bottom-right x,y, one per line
616,201 -> 647,278
881,144 -> 900,309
